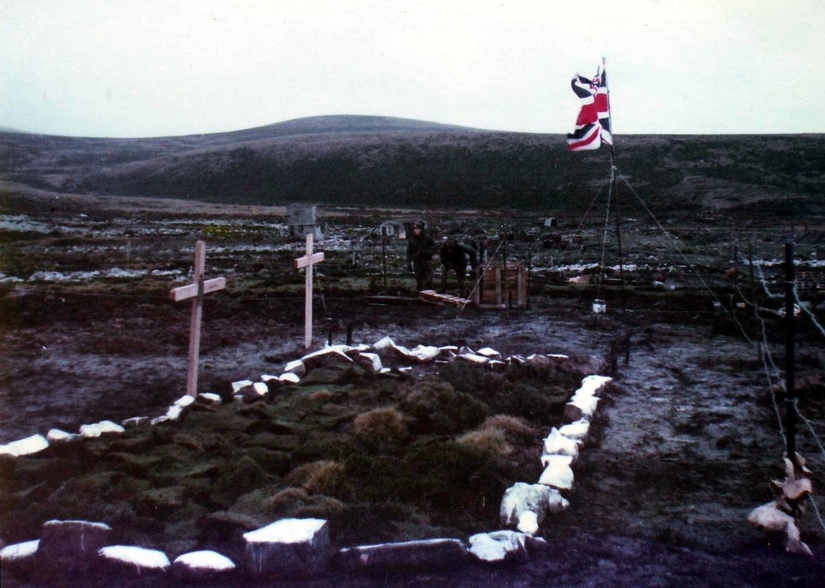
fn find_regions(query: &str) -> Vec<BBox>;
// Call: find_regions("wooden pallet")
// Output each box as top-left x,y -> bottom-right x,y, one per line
417,289 -> 472,307
472,264 -> 528,309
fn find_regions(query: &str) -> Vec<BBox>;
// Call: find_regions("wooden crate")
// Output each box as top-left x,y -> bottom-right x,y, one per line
472,264 -> 527,309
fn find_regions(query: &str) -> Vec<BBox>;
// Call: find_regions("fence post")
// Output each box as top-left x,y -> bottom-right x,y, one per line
784,242 -> 798,467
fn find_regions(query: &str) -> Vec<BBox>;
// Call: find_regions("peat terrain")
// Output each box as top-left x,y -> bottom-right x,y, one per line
1,119 -> 825,586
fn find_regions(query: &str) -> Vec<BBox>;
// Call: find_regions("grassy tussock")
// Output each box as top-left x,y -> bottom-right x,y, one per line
480,414 -> 536,439
286,460 -> 350,498
353,406 -> 408,450
456,427 -> 513,457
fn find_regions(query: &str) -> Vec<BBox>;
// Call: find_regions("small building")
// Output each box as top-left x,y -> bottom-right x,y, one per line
377,218 -> 426,240
377,220 -> 407,239
287,204 -> 324,241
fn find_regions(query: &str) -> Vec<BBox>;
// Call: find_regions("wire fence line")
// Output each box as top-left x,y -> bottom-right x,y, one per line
614,169 -> 825,535
733,250 -> 825,535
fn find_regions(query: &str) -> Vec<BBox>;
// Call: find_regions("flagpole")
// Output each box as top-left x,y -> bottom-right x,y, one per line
604,57 -> 626,312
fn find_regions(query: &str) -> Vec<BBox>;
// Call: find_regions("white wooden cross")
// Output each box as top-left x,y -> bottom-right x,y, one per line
294,233 -> 325,348
169,240 -> 226,397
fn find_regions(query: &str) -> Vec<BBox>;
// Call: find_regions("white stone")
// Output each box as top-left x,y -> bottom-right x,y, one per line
39,520 -> 111,562
337,538 -> 466,572
355,352 -> 383,372
173,550 -> 236,575
244,518 -> 327,544
409,344 -> 441,362
489,359 -> 507,371
324,343 -> 353,353
165,405 -> 185,420
284,359 -> 307,375
500,482 -> 569,535
468,531 -> 528,563
538,455 -> 574,490
373,336 -> 396,351
47,428 -> 77,442
173,395 -> 196,407
542,427 -> 580,460
0,539 -> 39,561
558,418 -> 590,441
99,545 -> 171,570
253,382 -> 269,395
79,420 -> 125,437
174,550 -> 235,570
516,511 -> 539,534
564,395 -> 600,420
44,519 -> 111,531
0,434 -> 49,457
458,353 -> 489,365
279,373 -> 301,384
301,347 -> 355,367
122,416 -> 150,428
232,379 -> 254,393
576,375 -> 613,398
244,518 -> 331,577
458,345 -> 476,355
476,347 -> 502,360
198,392 -> 222,403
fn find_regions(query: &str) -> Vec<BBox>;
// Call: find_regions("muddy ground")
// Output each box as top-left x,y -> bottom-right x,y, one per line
1,190 -> 825,586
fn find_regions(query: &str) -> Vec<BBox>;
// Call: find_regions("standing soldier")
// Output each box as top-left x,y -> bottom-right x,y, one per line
407,221 -> 436,292
440,238 -> 478,297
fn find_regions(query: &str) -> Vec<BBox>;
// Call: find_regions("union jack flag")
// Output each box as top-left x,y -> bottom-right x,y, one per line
566,62 -> 612,151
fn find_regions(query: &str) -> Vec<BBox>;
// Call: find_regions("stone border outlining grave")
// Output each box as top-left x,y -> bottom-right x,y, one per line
0,336 -> 611,582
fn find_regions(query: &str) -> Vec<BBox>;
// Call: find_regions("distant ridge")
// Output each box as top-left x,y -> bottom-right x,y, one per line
0,126 -> 28,134
223,115 -> 487,141
1,116 -> 824,218
0,115 -> 485,142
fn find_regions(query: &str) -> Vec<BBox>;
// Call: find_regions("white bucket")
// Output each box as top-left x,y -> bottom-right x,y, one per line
592,299 -> 607,314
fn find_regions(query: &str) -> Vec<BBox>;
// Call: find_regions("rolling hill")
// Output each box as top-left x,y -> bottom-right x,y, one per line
1,115 -> 824,220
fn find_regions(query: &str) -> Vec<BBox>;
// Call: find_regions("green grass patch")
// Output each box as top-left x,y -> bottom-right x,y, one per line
0,361 -> 581,552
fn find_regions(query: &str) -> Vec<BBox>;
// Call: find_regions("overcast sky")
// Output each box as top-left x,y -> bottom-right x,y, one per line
1,0 -> 821,138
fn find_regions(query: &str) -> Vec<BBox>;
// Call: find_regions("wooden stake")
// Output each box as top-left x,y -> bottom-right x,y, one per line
169,240 -> 226,397
295,233 -> 325,348
784,242 -> 798,467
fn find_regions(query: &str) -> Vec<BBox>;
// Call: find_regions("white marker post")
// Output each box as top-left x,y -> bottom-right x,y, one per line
294,233 -> 325,349
169,240 -> 226,397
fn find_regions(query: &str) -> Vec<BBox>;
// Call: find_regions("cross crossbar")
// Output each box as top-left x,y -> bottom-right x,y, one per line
169,277 -> 227,302
295,252 -> 324,270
